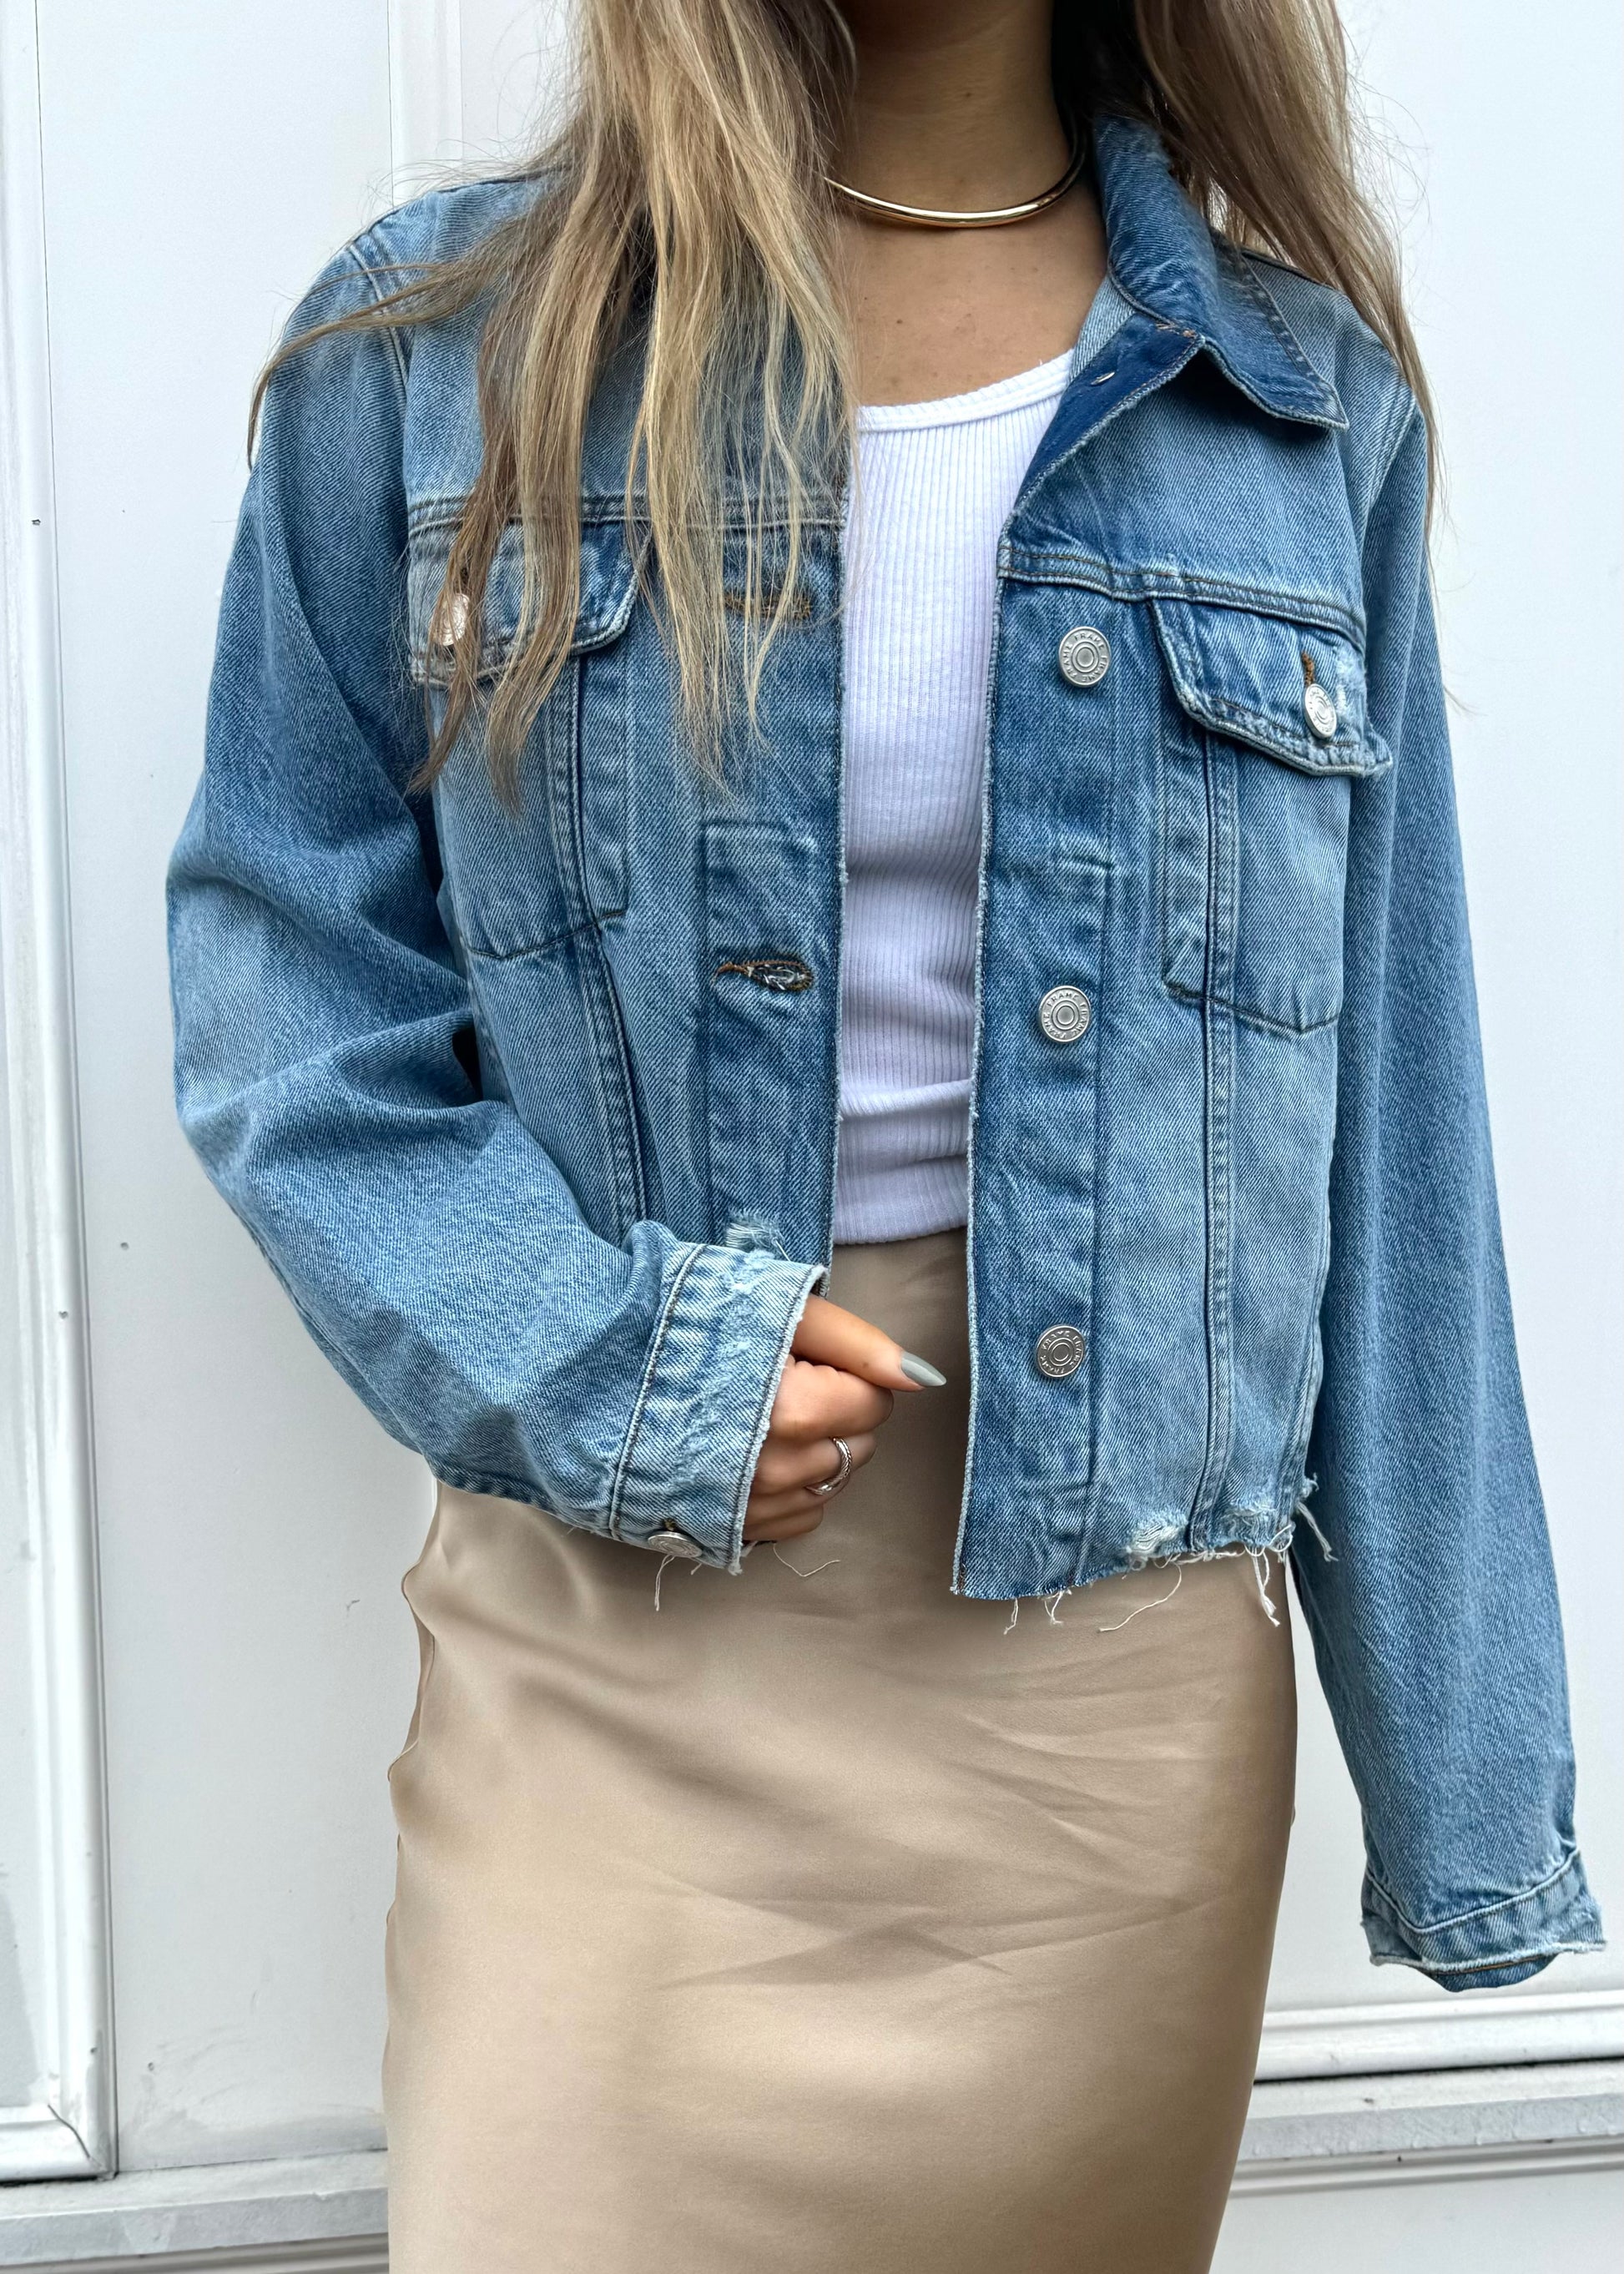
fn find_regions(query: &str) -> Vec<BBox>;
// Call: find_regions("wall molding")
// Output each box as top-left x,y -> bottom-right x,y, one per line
7,2252 -> 386,2274
1232,2133 -> 1624,2198
385,0 -> 464,196
1235,2058 -> 1623,2191
0,0 -> 115,2186
2,2070 -> 1619,2264
1257,1988 -> 1624,2080
0,2152 -> 386,2269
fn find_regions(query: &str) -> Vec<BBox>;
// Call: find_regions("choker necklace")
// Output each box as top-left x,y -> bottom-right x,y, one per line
824,132 -> 1087,230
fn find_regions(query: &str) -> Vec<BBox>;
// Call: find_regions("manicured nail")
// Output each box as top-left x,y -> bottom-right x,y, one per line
900,1350 -> 947,1388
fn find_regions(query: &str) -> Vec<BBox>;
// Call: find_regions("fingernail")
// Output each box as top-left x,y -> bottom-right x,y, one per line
900,1350 -> 947,1388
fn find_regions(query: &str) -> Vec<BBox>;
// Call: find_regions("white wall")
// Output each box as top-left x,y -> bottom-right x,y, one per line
1,0 -> 1617,2247
35,2 -> 426,2171
1263,0 -> 1624,2050
1215,2158 -> 1624,2271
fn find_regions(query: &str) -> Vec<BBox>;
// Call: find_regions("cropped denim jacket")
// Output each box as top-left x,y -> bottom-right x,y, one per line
168,115 -> 1602,1988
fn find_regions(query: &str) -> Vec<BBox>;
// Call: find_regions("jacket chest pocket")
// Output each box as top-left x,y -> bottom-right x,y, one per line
1152,595 -> 1390,1035
408,513 -> 639,959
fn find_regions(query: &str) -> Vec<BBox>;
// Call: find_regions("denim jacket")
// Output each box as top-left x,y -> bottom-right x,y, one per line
168,114 -> 1601,1988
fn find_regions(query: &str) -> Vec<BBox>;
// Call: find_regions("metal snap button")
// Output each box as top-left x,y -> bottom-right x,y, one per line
428,588 -> 471,648
1304,682 -> 1338,740
644,1526 -> 704,1559
1057,626 -> 1111,688
1037,985 -> 1092,1043
1034,1325 -> 1087,1379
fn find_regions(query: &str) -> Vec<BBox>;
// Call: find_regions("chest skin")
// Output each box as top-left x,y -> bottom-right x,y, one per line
834,171 -> 1108,406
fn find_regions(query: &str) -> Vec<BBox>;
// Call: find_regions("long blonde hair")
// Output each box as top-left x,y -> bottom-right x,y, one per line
254,0 -> 1431,799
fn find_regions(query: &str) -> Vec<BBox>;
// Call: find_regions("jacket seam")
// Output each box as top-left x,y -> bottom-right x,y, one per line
1363,385 -> 1422,532
1390,1939 -> 1598,1978
1162,682 -> 1375,772
340,236 -> 411,404
1274,1195 -> 1331,1512
427,1461 -> 580,1520
728,1262 -> 825,1556
1189,745 -> 1238,1542
608,1241 -> 705,1539
1164,972 -> 1340,1039
408,495 -> 844,537
1001,554 -> 1366,643
1366,1845 -> 1586,1939
462,911 -> 624,965
548,656 -> 647,1233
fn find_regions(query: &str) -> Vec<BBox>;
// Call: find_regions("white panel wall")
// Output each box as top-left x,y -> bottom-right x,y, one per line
1216,2159 -> 1624,2271
1263,0 -> 1624,2054
1,0 -> 1617,2238
33,2 -> 421,2171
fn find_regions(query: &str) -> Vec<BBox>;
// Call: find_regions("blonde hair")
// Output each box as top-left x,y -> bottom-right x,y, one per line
255,0 -> 1431,799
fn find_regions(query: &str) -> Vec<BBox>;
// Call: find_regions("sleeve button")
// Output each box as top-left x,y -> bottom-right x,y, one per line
644,1526 -> 705,1558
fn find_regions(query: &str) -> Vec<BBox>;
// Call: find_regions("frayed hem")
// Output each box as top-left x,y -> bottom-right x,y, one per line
998,1528 -> 1296,1636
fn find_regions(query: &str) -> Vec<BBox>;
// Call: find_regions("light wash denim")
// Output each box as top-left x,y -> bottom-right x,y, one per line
168,113 -> 1602,1989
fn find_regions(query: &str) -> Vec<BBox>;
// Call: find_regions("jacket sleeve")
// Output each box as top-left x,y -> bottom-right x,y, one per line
1294,394 -> 1604,1987
166,239 -> 825,1571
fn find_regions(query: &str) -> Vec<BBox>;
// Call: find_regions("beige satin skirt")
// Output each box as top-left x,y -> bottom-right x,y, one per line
383,1225 -> 1296,2273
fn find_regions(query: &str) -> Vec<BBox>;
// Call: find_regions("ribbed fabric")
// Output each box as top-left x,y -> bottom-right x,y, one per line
831,279 -> 1132,1243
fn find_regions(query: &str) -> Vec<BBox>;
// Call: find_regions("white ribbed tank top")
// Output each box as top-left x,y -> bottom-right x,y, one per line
831,279 -> 1131,1244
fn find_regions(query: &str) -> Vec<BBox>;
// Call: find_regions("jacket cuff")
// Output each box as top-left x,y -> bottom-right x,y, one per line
609,1242 -> 829,1571
1363,1847 -> 1606,1992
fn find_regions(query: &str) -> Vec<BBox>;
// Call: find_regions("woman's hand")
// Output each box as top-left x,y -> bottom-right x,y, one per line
743,1293 -> 946,1543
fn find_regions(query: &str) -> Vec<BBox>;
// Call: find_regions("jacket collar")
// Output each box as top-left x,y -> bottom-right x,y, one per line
1090,112 -> 1346,430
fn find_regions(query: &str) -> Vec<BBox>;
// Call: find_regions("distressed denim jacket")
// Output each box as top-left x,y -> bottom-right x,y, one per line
168,114 -> 1602,1989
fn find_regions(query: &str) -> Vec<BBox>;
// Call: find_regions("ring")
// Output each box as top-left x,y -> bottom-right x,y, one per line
807,1437 -> 853,1500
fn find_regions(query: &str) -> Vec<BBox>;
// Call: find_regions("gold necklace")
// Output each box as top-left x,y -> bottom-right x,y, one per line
824,133 -> 1087,231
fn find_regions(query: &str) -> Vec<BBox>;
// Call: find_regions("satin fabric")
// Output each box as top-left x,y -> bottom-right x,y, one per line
383,1225 -> 1295,2272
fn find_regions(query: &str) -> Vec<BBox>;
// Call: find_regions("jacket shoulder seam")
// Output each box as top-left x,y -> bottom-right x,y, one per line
339,234 -> 411,405
1363,376 -> 1421,529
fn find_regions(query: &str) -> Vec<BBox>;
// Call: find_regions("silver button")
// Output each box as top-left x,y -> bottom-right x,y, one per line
1035,1325 -> 1087,1379
644,1525 -> 704,1559
1304,682 -> 1338,740
1057,626 -> 1111,688
1037,985 -> 1092,1043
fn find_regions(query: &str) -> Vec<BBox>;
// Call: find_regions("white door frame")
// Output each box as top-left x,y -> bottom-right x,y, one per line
0,0 -> 115,2185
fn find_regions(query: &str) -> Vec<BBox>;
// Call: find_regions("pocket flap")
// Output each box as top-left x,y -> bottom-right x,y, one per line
1149,595 -> 1389,778
408,514 -> 641,686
